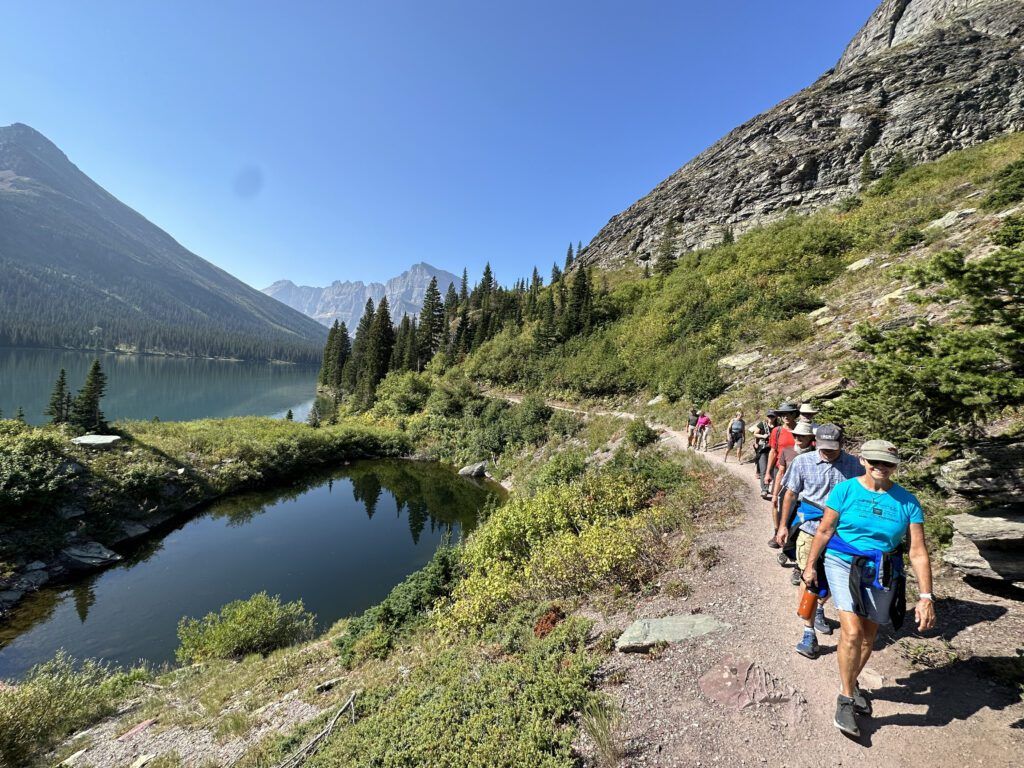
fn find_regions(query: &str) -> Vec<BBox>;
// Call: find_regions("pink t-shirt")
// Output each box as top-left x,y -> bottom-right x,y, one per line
696,415 -> 711,428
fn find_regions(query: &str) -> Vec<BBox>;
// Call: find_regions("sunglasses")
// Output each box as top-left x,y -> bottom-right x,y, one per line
866,459 -> 897,469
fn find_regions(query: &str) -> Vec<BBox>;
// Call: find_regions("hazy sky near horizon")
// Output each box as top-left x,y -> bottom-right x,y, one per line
3,1 -> 877,289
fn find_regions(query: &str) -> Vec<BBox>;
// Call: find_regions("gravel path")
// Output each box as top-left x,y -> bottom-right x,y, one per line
591,422 -> 1024,767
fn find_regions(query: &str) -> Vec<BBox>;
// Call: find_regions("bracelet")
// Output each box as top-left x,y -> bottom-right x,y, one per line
918,593 -> 933,601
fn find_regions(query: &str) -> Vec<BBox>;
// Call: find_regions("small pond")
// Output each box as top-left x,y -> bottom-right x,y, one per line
0,460 -> 501,679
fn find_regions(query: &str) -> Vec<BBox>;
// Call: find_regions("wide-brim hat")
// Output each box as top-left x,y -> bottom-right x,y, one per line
861,439 -> 901,465
792,421 -> 815,437
798,402 -> 819,415
775,401 -> 800,414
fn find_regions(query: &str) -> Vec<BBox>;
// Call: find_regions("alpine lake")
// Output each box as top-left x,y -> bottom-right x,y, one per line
0,348 -> 503,679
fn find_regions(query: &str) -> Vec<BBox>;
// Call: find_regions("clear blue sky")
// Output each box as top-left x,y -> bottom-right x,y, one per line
2,1 -> 877,289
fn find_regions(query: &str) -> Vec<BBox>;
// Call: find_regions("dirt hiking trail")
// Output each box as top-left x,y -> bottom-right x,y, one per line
579,414 -> 1024,768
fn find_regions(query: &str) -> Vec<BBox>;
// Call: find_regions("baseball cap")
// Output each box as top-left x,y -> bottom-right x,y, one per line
815,423 -> 842,450
861,439 -> 901,465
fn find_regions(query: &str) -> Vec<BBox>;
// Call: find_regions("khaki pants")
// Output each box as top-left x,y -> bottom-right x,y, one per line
796,530 -> 815,571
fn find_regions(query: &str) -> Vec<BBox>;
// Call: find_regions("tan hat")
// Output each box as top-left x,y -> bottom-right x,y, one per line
798,402 -> 819,415
861,439 -> 901,465
792,421 -> 815,437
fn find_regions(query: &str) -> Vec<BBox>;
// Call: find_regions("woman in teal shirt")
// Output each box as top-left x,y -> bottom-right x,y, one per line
802,439 -> 936,738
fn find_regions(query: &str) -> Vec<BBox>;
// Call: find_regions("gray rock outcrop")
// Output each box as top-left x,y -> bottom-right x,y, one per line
937,440 -> 1024,504
615,614 -> 728,652
578,0 -> 1024,270
458,462 -> 488,478
62,542 -> 122,570
263,262 -> 459,330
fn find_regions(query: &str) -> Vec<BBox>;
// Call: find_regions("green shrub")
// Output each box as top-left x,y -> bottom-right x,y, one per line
318,618 -> 597,767
0,423 -> 76,513
991,214 -> 1024,247
891,227 -> 926,253
982,159 -> 1024,210
0,652 -> 147,766
547,409 -> 583,437
335,546 -> 461,667
527,449 -> 588,491
371,371 -> 432,418
625,418 -> 658,449
176,592 -> 315,663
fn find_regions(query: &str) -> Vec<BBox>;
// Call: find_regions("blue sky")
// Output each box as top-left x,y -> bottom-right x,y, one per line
2,1 -> 877,289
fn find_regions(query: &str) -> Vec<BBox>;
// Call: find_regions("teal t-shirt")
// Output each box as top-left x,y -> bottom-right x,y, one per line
825,478 -> 924,562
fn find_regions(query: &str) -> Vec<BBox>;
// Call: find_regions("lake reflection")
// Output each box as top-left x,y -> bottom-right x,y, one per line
0,460 -> 500,679
0,347 -> 319,424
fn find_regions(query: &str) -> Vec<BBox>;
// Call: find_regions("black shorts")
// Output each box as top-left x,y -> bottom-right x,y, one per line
727,433 -> 744,449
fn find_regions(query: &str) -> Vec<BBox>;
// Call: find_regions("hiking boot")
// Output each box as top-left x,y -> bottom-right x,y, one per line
814,609 -> 834,635
852,686 -> 872,716
795,633 -> 819,659
834,695 -> 860,737
768,537 -> 781,549
790,569 -> 802,586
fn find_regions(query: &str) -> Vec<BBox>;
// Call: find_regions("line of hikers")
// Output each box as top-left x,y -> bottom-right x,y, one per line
688,401 -> 937,738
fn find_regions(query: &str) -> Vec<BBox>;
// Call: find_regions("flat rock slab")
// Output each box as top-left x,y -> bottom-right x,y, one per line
615,614 -> 727,652
71,434 -> 122,448
699,654 -> 806,724
62,541 -> 122,569
458,461 -> 487,477
719,351 -> 762,369
943,533 -> 1024,582
948,509 -> 1024,544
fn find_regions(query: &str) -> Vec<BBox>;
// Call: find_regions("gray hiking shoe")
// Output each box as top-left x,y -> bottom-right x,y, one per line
834,695 -> 860,737
814,609 -> 833,635
790,569 -> 802,586
852,686 -> 872,716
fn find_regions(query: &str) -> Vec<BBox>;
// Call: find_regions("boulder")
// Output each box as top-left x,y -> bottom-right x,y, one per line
25,560 -> 47,571
15,570 -> 49,590
70,434 -> 122,448
943,533 -> 1024,583
62,542 -> 122,570
947,507 -> 1024,545
871,286 -> 911,307
937,442 -> 1024,504
615,614 -> 727,652
58,504 -> 87,520
800,377 -> 849,401
458,462 -> 487,478
926,208 -> 976,229
845,257 -> 873,272
113,521 -> 150,543
719,351 -> 762,369
646,394 -> 665,406
807,306 -> 832,318
813,315 -> 836,327
0,589 -> 25,606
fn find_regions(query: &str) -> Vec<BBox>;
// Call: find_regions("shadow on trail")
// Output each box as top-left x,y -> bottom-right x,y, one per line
875,597 -> 1007,648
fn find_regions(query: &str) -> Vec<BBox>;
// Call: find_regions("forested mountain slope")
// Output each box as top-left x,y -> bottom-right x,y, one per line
0,123 -> 327,362
577,0 -> 1024,269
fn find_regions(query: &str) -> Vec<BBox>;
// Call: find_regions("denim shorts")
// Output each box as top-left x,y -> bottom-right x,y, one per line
824,553 -> 894,625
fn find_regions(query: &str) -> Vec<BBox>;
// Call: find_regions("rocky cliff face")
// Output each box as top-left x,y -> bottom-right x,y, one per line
264,262 -> 459,330
578,0 -> 1024,270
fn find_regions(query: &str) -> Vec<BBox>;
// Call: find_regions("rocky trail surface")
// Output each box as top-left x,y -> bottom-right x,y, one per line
580,416 -> 1024,767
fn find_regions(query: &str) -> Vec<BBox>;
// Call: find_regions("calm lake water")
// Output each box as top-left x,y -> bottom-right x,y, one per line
0,460 -> 500,680
0,347 -> 320,425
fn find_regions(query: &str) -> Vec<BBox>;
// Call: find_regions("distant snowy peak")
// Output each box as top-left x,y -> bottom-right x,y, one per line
263,262 -> 459,330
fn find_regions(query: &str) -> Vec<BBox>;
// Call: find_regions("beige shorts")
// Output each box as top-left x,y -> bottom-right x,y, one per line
796,530 -> 815,571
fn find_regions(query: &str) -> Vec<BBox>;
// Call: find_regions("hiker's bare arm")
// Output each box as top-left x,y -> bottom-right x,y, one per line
908,522 -> 935,631
763,448 -> 778,483
802,507 -> 838,586
775,489 -> 798,545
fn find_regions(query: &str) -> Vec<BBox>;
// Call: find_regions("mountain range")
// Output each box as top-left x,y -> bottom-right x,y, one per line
263,263 -> 460,331
0,123 -> 327,362
579,0 -> 1024,269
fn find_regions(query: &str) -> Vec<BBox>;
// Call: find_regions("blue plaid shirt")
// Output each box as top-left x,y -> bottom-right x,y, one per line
784,450 -> 864,533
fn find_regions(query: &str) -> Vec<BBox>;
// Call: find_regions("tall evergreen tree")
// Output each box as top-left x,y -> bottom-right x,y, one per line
655,220 -> 678,277
416,276 -> 445,365
459,268 -> 469,305
328,322 -> 350,391
318,321 -> 339,385
356,297 -> 395,406
551,262 -> 562,284
536,290 -> 558,352
70,359 -> 107,432
46,368 -> 70,424
564,242 -> 574,272
346,299 -> 376,393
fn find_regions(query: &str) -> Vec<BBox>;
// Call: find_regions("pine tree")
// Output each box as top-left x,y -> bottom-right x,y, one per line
551,262 -> 562,284
70,359 -> 108,432
576,240 -> 583,258
443,282 -> 459,350
46,368 -> 70,424
859,151 -> 875,185
655,221 -> 678,277
319,322 -> 339,385
536,291 -> 558,352
307,402 -> 321,428
15,406 -> 26,423
346,299 -> 376,393
459,268 -> 469,305
564,242 -> 574,272
356,297 -> 395,406
328,323 -> 350,391
285,408 -> 294,421
393,315 -> 412,370
561,267 -> 592,338
643,262 -> 651,279
417,276 -> 444,365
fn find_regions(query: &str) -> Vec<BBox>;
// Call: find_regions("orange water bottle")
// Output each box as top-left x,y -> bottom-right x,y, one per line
797,577 -> 827,620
